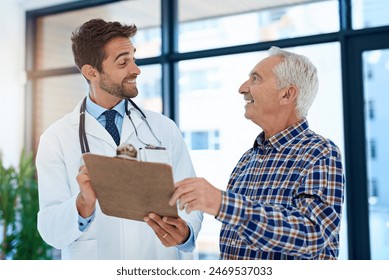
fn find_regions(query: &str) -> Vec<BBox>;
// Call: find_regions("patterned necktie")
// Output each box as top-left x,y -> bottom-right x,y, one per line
103,110 -> 120,146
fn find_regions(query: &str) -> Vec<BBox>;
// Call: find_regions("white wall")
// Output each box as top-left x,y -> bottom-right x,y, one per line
0,0 -> 26,167
0,0 -> 76,166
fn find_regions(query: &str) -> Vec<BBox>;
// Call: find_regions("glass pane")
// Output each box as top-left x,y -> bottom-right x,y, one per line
34,65 -> 162,151
178,43 -> 347,259
133,64 -> 162,113
34,74 -> 87,150
178,0 -> 339,52
363,49 -> 389,260
352,0 -> 389,29
36,0 -> 161,70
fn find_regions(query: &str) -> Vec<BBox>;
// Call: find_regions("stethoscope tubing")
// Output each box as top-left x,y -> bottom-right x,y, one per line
79,97 -> 161,154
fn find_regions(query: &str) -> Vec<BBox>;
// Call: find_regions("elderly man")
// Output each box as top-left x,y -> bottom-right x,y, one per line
171,46 -> 345,260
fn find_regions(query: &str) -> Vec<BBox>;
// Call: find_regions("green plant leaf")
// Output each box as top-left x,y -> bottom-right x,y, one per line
0,149 -> 52,260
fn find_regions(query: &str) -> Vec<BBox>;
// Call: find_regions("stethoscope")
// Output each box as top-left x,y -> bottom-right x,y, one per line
79,97 -> 162,154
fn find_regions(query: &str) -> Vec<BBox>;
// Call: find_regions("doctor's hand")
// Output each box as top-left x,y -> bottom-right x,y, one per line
76,165 -> 96,218
144,213 -> 190,247
169,178 -> 222,216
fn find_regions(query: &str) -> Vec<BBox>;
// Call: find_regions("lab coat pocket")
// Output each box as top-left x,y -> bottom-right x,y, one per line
62,239 -> 98,260
139,146 -> 172,165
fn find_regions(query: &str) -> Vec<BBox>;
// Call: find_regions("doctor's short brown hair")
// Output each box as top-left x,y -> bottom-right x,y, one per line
71,18 -> 137,73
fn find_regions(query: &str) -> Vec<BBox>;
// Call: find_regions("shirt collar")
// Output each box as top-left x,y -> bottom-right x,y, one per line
86,95 -> 126,119
254,119 -> 309,151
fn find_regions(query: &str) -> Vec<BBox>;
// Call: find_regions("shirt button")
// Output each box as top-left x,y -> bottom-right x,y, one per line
231,241 -> 236,245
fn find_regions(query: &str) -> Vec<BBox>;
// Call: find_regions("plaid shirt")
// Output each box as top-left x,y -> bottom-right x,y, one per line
216,119 -> 344,259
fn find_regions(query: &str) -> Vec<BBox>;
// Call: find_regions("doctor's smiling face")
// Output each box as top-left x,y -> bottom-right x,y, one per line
72,19 -> 139,108
98,37 -> 141,100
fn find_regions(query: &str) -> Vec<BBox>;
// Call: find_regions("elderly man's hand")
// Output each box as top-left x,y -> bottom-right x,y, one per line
169,178 -> 222,216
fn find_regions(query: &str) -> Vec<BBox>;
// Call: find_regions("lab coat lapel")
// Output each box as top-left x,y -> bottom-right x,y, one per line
85,113 -> 118,148
71,100 -> 119,150
120,104 -> 143,144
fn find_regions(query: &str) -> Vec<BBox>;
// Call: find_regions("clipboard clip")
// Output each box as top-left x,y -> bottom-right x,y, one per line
116,144 -> 169,164
116,144 -> 138,160
144,145 -> 166,151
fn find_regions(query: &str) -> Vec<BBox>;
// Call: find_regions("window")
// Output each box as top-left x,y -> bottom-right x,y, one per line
179,68 -> 219,93
182,130 -> 220,150
178,0 -> 339,52
352,0 -> 389,29
133,64 -> 162,113
35,0 -> 160,71
363,48 -> 389,259
31,0 -> 162,149
34,74 -> 87,150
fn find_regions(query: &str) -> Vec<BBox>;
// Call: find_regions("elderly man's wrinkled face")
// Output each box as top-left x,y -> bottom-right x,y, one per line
238,55 -> 284,126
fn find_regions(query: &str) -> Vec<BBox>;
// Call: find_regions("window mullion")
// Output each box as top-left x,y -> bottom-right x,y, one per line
161,0 -> 179,122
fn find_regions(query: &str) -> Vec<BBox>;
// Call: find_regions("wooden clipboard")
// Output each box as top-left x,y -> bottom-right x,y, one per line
82,153 -> 178,222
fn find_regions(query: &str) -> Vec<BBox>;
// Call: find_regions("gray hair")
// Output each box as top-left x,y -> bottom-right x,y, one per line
268,46 -> 319,119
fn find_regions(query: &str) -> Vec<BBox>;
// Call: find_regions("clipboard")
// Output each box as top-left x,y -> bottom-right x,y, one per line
82,153 -> 178,222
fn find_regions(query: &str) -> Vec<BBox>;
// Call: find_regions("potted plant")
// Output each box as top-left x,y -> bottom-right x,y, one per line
0,150 -> 52,259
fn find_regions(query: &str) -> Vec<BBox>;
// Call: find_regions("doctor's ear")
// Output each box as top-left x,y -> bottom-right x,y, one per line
279,85 -> 298,105
81,64 -> 99,82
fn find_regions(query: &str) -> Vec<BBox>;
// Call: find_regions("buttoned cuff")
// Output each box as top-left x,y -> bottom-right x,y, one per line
215,191 -> 246,227
78,210 -> 95,232
176,222 -> 195,252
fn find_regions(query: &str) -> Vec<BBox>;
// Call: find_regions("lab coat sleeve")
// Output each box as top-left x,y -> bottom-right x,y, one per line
36,129 -> 84,249
166,118 -> 203,252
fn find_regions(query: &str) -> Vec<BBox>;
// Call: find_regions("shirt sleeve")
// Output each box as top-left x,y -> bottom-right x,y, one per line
216,153 -> 344,259
175,223 -> 195,252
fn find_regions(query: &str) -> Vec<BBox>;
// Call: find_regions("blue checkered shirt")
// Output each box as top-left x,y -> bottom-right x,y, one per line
216,119 -> 344,259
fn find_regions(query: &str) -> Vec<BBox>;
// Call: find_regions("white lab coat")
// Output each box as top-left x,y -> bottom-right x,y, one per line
36,100 -> 203,260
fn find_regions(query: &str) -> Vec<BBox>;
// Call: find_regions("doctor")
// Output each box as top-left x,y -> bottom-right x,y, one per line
36,18 -> 203,260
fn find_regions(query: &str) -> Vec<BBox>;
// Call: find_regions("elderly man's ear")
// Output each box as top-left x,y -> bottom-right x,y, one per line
279,86 -> 298,105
